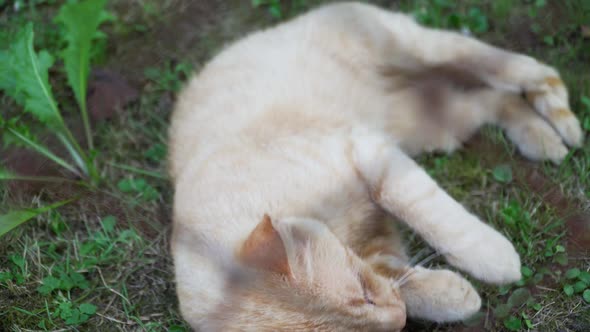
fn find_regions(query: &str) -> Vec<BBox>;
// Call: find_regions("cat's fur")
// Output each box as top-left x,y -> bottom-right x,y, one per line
168,2 -> 583,331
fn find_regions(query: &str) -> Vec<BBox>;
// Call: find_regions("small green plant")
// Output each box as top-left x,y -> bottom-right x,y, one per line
408,0 -> 488,34
9,215 -> 142,329
144,142 -> 167,163
493,286 -> 533,331
0,0 -> 112,236
144,61 -> 193,93
0,0 -> 111,182
0,254 -> 28,285
37,298 -> 97,328
562,268 -> 590,301
251,0 -> 308,20
117,177 -> 160,202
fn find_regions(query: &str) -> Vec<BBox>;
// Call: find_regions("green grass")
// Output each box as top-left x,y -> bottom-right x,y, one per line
1,0 -> 590,331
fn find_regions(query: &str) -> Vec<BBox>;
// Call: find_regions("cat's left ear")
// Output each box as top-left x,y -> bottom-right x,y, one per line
239,214 -> 291,275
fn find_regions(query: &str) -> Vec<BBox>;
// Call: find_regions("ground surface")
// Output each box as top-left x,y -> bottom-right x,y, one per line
1,0 -> 589,331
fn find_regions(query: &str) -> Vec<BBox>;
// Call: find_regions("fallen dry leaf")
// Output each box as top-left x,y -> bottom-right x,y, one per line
87,69 -> 139,121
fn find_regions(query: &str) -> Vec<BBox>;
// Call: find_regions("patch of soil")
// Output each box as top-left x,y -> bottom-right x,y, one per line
107,0 -> 239,83
523,168 -> 590,256
464,133 -> 590,257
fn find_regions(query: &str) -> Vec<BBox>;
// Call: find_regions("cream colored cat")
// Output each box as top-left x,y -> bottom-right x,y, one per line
168,2 -> 583,331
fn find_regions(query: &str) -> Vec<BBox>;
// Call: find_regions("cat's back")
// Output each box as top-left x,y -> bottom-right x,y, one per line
168,2 -> 394,180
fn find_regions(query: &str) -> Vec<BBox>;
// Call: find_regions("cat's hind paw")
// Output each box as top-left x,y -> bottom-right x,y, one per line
525,76 -> 584,148
505,115 -> 569,164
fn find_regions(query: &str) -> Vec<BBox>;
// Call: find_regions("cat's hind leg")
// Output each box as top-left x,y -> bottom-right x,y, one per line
441,89 -> 571,163
354,2 -> 583,151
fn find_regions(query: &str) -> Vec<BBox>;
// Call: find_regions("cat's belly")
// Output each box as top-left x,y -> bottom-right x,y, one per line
173,133 -> 377,248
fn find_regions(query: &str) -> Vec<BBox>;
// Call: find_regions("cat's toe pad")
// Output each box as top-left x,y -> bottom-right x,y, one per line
506,117 -> 569,164
524,76 -> 584,148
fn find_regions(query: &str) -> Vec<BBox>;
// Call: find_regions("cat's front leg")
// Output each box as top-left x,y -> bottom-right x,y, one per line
350,132 -> 521,284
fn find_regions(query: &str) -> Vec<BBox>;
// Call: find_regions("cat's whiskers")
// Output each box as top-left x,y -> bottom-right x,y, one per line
393,251 -> 443,287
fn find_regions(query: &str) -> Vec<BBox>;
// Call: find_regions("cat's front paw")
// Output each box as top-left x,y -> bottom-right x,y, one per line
444,226 -> 521,284
401,267 -> 481,322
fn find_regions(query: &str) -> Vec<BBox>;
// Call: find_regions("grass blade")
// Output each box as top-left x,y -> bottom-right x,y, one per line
56,132 -> 88,176
0,168 -> 79,184
0,198 -> 76,237
107,162 -> 166,180
8,128 -> 81,177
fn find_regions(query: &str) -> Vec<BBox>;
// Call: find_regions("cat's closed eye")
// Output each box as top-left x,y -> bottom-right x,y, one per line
357,273 -> 376,305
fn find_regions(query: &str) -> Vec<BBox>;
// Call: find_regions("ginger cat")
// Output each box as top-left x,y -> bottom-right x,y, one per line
168,2 -> 583,331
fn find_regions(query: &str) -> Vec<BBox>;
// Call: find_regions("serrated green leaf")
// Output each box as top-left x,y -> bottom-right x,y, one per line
41,275 -> 60,290
583,289 -> 590,303
0,50 -> 22,102
55,0 -> 110,149
579,271 -> 590,284
65,309 -> 81,325
60,273 -> 75,290
3,23 -> 63,129
70,272 -> 89,289
59,302 -> 73,319
79,303 -> 96,315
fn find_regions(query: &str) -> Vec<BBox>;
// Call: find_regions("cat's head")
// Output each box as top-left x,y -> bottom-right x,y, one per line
220,214 -> 406,331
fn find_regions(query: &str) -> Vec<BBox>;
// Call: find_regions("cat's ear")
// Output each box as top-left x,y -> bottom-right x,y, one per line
239,214 -> 291,275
